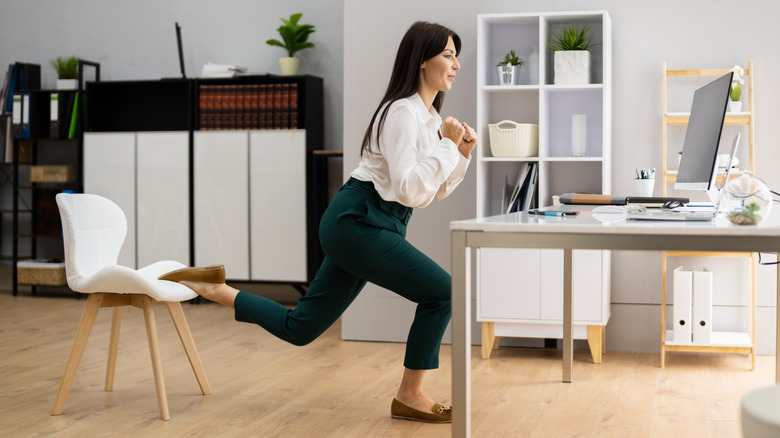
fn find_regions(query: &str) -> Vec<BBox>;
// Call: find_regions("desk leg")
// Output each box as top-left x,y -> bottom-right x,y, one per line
452,230 -> 471,437
563,248 -> 573,383
776,252 -> 779,383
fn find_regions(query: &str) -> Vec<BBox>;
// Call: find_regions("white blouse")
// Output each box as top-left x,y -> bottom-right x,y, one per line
350,93 -> 471,208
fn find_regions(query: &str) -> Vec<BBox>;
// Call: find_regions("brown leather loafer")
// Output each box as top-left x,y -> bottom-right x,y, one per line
158,265 -> 226,283
390,398 -> 452,423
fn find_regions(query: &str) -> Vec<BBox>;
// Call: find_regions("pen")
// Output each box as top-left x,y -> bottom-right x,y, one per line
528,210 -> 579,217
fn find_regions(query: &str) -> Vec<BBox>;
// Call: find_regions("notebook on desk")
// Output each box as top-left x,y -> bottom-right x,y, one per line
626,208 -> 718,221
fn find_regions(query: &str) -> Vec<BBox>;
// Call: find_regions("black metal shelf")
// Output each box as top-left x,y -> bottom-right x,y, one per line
6,59 -> 100,295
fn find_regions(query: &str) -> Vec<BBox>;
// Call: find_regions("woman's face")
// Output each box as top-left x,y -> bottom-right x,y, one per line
420,36 -> 460,93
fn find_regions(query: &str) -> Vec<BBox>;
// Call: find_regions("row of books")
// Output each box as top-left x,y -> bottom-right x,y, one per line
502,162 -> 538,214
1,62 -> 41,115
198,83 -> 299,130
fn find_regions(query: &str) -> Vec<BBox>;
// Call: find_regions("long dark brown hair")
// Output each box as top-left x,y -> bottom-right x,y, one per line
360,21 -> 461,157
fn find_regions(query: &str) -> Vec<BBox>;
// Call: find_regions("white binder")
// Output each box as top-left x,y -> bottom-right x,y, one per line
692,268 -> 713,344
673,267 -> 692,343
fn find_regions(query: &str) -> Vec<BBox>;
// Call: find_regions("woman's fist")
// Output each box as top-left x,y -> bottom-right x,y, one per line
441,116 -> 466,145
458,122 -> 477,159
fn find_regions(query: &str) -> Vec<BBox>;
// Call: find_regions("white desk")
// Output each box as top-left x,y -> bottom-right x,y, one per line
450,210 -> 780,438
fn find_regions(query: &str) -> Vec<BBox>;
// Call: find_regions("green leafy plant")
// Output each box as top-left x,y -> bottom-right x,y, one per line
266,13 -> 316,58
728,202 -> 761,225
548,25 -> 594,51
497,50 -> 523,67
50,56 -> 79,79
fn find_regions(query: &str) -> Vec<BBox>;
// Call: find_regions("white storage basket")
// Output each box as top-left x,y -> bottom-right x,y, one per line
488,120 -> 538,157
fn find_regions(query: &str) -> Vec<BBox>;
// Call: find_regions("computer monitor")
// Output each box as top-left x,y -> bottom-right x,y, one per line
674,72 -> 733,203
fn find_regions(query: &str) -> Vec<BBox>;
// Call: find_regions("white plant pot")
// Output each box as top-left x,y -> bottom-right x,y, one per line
279,57 -> 300,76
554,51 -> 590,85
728,100 -> 742,113
56,79 -> 78,90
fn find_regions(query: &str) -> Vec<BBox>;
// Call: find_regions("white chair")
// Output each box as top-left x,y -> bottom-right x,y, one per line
52,193 -> 211,420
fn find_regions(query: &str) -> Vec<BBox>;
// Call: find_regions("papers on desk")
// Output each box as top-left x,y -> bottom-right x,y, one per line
201,62 -> 248,78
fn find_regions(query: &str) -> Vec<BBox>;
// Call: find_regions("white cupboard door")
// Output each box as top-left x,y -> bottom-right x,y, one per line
194,131 -> 250,279
83,132 -> 137,268
249,130 -> 307,282
477,248 -> 541,320
540,249 -> 603,322
136,132 -> 190,268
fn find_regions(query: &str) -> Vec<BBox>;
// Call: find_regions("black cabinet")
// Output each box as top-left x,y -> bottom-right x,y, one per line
85,75 -> 325,284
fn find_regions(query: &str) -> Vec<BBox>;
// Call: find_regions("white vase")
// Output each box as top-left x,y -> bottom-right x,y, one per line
279,57 -> 300,76
554,51 -> 590,85
571,114 -> 587,156
56,79 -> 78,90
528,47 -> 539,85
728,100 -> 742,113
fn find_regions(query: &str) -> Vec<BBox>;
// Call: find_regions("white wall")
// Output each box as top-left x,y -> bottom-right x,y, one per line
343,0 -> 779,354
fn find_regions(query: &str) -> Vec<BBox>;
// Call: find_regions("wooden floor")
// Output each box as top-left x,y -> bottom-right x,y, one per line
0,291 -> 773,437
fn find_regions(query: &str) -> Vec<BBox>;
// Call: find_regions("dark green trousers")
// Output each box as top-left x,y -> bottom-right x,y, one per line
234,178 -> 452,369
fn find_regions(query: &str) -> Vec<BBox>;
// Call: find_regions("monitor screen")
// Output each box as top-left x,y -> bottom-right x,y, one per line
674,72 -> 732,191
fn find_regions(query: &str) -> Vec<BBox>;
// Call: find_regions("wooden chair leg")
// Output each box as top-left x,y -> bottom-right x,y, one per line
135,296 -> 170,421
105,307 -> 122,392
165,302 -> 212,395
52,294 -> 104,416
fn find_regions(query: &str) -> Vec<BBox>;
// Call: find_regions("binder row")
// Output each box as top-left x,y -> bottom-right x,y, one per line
10,90 -> 79,140
198,83 -> 299,131
1,62 -> 41,115
673,267 -> 713,344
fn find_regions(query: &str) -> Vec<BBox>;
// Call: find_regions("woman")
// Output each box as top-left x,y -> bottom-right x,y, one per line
163,21 -> 476,423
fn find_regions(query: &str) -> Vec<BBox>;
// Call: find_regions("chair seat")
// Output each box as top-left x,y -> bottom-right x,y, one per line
67,260 -> 197,302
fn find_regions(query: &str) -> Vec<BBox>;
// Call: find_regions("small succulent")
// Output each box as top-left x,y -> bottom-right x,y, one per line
497,50 -> 523,67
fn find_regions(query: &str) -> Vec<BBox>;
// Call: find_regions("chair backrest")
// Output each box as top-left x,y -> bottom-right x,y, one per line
56,193 -> 128,287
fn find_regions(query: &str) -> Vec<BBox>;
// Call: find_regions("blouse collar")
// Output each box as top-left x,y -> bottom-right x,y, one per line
409,92 -> 442,126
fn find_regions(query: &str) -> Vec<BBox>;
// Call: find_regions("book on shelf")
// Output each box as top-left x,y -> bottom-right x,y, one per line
198,81 -> 300,131
21,91 -> 50,139
67,92 -> 80,139
0,115 -> 9,163
503,162 -> 537,214
3,62 -> 41,114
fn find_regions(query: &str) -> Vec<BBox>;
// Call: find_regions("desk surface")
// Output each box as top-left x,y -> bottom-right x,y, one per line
452,208 -> 780,237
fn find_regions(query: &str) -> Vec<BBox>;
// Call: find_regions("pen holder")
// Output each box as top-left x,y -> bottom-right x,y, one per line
634,178 -> 655,197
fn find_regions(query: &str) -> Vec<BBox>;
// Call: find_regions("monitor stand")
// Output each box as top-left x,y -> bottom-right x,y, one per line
687,133 -> 742,212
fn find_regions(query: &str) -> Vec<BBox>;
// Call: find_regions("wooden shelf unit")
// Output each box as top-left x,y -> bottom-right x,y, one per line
660,62 -> 756,369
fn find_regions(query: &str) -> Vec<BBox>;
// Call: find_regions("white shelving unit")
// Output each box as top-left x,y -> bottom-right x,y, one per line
476,11 -> 612,362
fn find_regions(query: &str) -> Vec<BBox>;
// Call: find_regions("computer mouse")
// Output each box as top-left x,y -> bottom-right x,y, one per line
593,205 -> 627,214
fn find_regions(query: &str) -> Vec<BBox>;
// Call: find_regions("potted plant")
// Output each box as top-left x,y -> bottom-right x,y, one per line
266,13 -> 316,76
50,56 -> 79,90
496,50 -> 523,85
728,64 -> 744,113
548,25 -> 594,84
